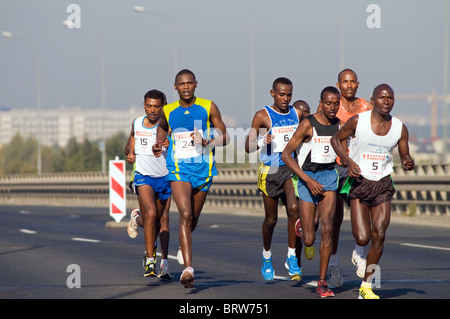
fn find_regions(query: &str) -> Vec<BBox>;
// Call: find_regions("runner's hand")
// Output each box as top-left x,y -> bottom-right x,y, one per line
126,153 -> 135,164
152,141 -> 163,157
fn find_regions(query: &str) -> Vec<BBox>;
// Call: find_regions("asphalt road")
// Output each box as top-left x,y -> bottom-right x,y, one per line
0,204 -> 449,304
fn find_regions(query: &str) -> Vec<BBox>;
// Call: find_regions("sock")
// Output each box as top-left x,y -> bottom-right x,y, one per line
329,253 -> 339,267
262,249 -> 272,259
355,244 -> 364,256
146,257 -> 154,265
361,281 -> 372,288
287,247 -> 296,257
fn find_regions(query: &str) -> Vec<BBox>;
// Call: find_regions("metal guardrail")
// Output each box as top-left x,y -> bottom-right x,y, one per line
0,164 -> 448,216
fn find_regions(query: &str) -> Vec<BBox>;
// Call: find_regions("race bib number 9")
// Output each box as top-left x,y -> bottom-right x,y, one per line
173,130 -> 203,159
271,125 -> 296,152
311,136 -> 337,163
359,152 -> 389,176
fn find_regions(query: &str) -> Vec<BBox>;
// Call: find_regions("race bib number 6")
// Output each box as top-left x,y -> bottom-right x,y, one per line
271,125 -> 296,152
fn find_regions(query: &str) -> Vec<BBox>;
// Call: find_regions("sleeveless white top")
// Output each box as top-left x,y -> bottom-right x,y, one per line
134,116 -> 168,177
349,110 -> 402,181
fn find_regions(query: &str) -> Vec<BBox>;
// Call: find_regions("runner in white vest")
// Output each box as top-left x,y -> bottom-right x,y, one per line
124,89 -> 172,279
331,83 -> 415,299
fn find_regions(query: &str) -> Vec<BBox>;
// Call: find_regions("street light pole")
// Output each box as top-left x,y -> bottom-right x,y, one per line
443,0 -> 449,163
133,5 -> 179,101
2,31 -> 42,175
233,0 -> 256,125
62,21 -> 107,174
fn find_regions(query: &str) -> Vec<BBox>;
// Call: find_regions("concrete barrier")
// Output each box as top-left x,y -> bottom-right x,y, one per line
0,163 -> 448,217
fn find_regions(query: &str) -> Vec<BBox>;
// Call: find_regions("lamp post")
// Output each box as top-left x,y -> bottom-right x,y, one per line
2,31 -> 42,175
62,21 -> 107,174
133,5 -> 179,101
443,0 -> 449,163
233,0 -> 256,124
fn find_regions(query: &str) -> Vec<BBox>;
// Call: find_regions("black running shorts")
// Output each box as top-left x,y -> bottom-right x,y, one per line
257,164 -> 294,198
342,175 -> 396,207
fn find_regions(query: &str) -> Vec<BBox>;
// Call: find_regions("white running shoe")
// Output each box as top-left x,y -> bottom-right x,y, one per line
180,267 -> 194,288
127,209 -> 140,238
328,265 -> 344,288
351,249 -> 367,279
177,246 -> 184,265
159,260 -> 172,280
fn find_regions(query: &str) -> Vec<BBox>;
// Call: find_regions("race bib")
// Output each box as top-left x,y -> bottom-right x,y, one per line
311,136 -> 336,163
271,125 -> 296,152
135,131 -> 157,155
173,130 -> 203,159
359,152 -> 390,177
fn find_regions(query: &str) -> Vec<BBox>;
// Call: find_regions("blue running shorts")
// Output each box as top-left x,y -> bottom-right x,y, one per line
297,168 -> 339,204
168,172 -> 213,192
133,172 -> 172,200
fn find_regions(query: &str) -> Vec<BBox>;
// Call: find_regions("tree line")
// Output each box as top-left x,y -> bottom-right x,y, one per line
0,132 -> 256,175
0,132 -> 130,175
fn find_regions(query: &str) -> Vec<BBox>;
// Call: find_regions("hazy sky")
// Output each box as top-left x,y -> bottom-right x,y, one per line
1,0 -> 449,136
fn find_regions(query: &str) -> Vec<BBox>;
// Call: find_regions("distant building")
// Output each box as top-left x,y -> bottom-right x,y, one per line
0,106 -> 141,147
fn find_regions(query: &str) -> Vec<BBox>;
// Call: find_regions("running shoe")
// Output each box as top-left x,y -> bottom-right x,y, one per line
127,209 -> 140,238
295,219 -> 302,238
144,259 -> 157,277
351,249 -> 367,279
142,251 -> 148,268
284,255 -> 302,280
305,245 -> 315,260
180,267 -> 194,288
177,246 -> 184,265
359,282 -> 380,299
261,256 -> 275,280
142,243 -> 158,268
159,260 -> 172,280
328,265 -> 344,288
316,280 -> 335,298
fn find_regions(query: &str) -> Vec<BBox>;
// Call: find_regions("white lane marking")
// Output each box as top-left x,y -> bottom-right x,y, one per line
166,254 -> 179,261
72,237 -> 101,243
273,275 -> 317,286
152,252 -> 178,261
401,243 -> 450,251
18,210 -> 31,215
20,229 -> 37,234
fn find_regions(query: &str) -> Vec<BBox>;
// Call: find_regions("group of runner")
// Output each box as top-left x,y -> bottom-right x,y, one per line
124,68 -> 415,299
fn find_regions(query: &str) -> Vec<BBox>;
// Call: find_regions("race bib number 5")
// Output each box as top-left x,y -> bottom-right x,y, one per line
173,130 -> 203,159
271,125 -> 296,152
359,152 -> 389,176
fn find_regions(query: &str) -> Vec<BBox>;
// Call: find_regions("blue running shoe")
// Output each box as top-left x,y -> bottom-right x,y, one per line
285,255 -> 302,280
261,256 -> 275,280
